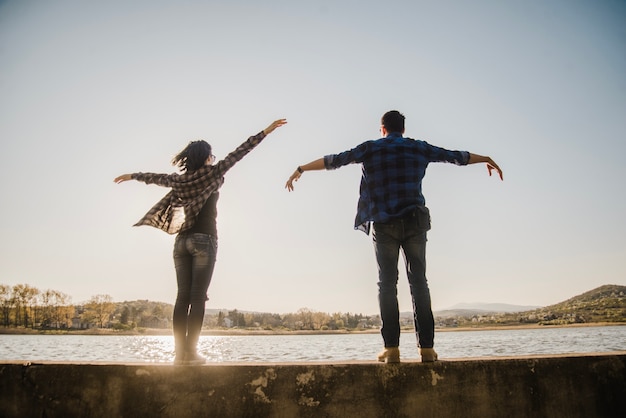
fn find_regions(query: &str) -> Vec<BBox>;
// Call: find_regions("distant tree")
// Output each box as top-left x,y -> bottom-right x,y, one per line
83,294 -> 115,328
39,289 -> 54,327
327,312 -> 345,330
39,289 -> 73,328
312,311 -> 330,330
11,284 -> 25,326
297,308 -> 314,330
258,313 -> 282,329
12,284 -> 39,328
152,304 -> 164,317
228,309 -> 245,327
243,312 -> 256,327
0,284 -> 13,327
120,306 -> 130,325
345,312 -> 363,329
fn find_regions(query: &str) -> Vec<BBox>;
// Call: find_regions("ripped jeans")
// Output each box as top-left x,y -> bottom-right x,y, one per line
172,232 -> 217,355
373,207 -> 434,349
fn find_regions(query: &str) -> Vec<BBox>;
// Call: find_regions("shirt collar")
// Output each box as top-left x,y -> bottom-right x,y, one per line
385,132 -> 403,138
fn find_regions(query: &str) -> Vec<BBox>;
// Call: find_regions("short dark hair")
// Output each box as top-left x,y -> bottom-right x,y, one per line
172,140 -> 212,172
381,110 -> 405,133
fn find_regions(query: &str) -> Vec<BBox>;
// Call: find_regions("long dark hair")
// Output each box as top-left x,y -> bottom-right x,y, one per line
172,140 -> 212,172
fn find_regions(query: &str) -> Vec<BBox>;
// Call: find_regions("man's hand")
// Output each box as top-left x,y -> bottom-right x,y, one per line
486,159 -> 503,180
468,153 -> 503,180
284,158 -> 325,191
285,169 -> 302,192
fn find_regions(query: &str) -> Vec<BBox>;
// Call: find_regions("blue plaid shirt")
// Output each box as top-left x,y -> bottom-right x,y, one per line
324,132 -> 470,234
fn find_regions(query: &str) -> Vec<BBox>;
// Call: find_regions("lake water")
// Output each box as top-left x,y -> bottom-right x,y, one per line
1,326 -> 624,363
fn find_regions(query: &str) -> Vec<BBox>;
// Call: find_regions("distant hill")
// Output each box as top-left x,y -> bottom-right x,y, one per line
524,284 -> 626,324
544,284 -> 626,309
207,286 -> 626,324
434,284 -> 626,327
197,285 -> 626,330
438,302 -> 541,315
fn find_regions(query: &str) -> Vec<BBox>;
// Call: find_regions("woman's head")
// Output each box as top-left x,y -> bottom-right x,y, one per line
172,140 -> 213,172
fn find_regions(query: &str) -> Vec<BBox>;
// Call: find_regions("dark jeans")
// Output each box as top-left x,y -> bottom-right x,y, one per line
373,207 -> 434,349
172,232 -> 217,355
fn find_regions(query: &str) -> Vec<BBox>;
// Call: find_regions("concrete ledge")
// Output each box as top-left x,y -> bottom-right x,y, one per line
1,353 -> 625,418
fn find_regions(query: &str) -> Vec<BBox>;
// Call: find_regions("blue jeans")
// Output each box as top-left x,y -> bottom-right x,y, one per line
172,232 -> 217,356
373,207 -> 434,349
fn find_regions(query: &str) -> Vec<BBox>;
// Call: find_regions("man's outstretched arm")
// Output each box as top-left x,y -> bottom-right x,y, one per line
285,158 -> 326,191
468,153 -> 503,180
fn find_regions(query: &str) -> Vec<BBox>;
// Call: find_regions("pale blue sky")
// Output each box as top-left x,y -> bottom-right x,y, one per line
1,0 -> 624,314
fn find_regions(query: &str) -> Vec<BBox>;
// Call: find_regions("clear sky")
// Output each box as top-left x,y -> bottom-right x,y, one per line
1,0 -> 624,315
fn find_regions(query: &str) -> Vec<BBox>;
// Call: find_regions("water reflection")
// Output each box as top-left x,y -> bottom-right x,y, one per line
0,326 -> 624,363
129,336 -> 174,362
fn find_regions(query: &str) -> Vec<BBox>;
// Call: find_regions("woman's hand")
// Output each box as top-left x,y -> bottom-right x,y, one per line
114,174 -> 132,183
263,119 -> 287,135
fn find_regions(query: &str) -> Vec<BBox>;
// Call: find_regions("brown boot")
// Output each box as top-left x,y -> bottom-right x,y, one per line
377,347 -> 400,363
185,351 -> 206,365
420,347 -> 438,362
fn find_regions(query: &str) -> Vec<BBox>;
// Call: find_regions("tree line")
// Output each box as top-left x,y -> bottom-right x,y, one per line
0,283 -> 380,331
209,308 -> 379,331
0,283 -> 74,329
6,282 -> 622,332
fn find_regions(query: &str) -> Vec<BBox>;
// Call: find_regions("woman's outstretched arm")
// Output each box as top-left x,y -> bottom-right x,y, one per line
114,119 -> 287,184
211,118 -> 287,177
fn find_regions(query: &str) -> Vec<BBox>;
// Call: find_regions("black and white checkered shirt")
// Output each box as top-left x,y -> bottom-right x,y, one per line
131,131 -> 266,234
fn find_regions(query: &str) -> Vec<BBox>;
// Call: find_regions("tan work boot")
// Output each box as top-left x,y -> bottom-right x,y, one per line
377,347 -> 400,363
420,347 -> 438,362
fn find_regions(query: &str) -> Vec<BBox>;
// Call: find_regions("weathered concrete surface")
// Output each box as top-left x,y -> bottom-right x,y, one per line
1,353 -> 625,418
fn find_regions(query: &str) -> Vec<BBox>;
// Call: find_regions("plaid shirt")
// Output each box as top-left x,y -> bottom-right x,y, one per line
131,131 -> 266,234
324,132 -> 469,234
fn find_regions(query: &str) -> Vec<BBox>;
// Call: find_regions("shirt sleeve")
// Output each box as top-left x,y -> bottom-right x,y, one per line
423,142 -> 470,166
211,131 -> 267,177
323,141 -> 371,170
131,172 -> 177,187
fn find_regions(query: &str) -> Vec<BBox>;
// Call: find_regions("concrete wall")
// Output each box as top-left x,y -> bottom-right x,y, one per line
1,353 -> 625,418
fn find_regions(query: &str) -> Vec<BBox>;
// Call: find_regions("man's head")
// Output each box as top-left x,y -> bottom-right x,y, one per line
381,110 -> 405,135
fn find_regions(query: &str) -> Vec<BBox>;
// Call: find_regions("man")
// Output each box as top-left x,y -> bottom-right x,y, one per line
285,110 -> 503,363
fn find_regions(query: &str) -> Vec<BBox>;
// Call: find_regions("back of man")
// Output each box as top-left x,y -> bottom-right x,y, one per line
356,133 -> 468,224
285,110 -> 503,363
325,126 -> 469,235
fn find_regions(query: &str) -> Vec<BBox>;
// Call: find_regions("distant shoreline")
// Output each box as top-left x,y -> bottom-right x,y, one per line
1,322 -> 623,336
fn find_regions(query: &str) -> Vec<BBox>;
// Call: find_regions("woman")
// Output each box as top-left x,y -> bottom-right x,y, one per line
114,118 -> 286,365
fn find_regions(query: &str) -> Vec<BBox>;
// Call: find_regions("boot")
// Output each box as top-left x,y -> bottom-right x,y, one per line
185,350 -> 206,365
184,329 -> 205,365
174,339 -> 187,365
377,347 -> 400,363
173,327 -> 187,365
420,347 -> 438,362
